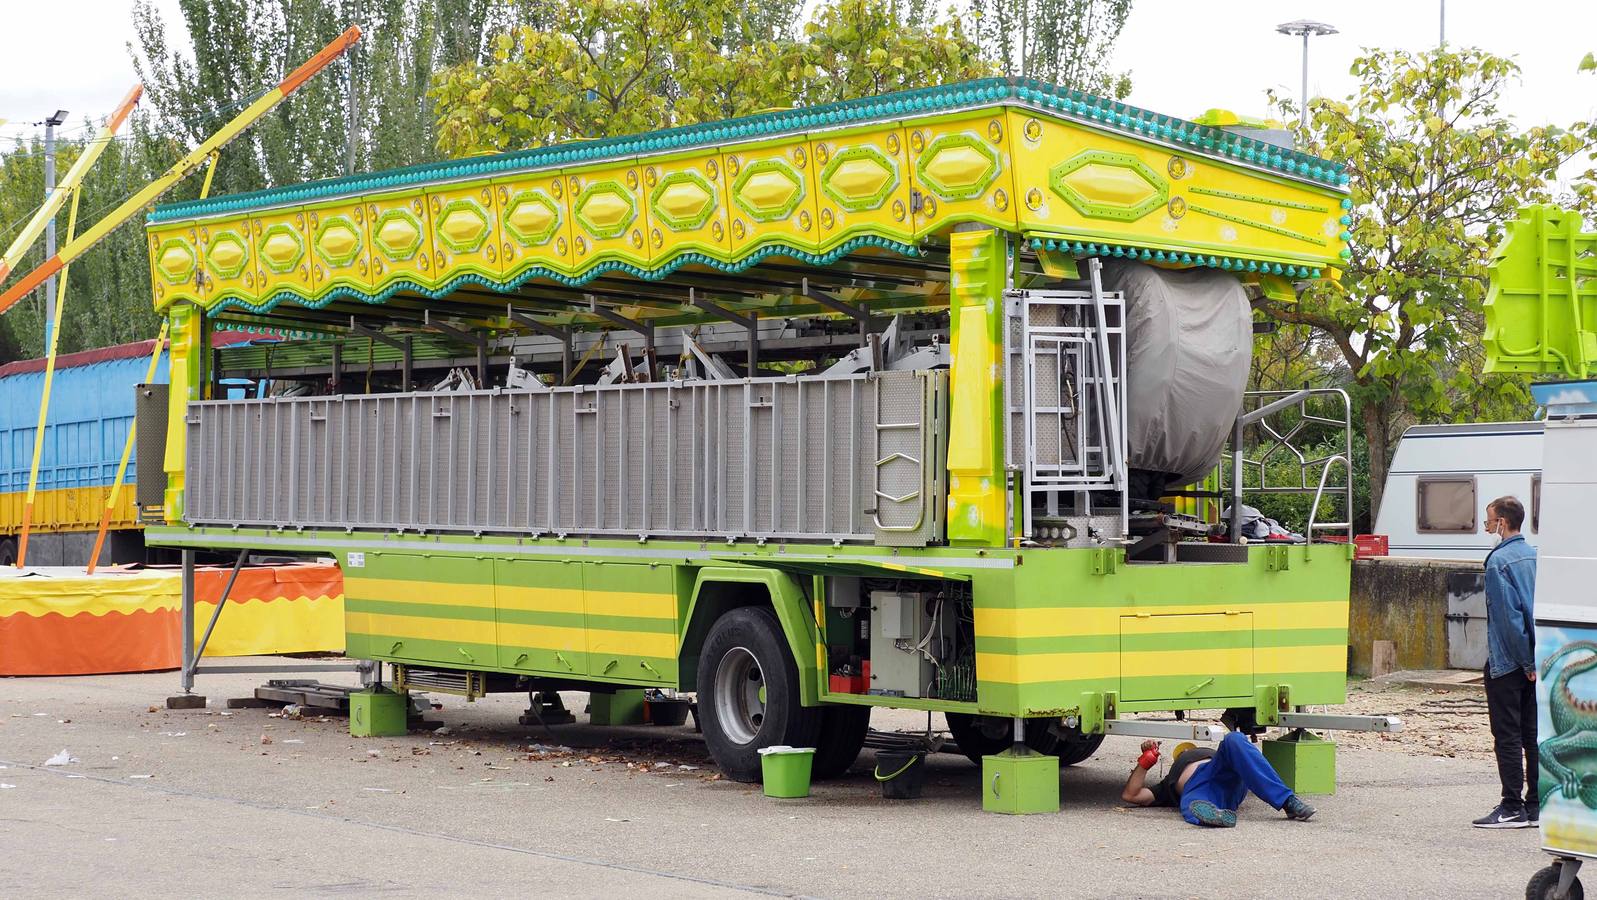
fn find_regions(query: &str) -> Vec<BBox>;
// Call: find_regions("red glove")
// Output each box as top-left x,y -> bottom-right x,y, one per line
1137,748 -> 1160,770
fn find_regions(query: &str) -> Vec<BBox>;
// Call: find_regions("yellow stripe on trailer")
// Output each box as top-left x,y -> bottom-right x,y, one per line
975,643 -> 1347,685
975,600 -> 1349,638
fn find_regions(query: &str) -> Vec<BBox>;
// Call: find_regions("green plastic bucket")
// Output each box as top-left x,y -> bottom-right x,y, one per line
758,745 -> 816,798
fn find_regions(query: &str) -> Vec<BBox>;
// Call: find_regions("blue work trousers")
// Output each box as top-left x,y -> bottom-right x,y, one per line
1179,732 -> 1294,826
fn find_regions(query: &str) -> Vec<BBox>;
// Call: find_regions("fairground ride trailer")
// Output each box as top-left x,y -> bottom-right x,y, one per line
141,77 -> 1377,786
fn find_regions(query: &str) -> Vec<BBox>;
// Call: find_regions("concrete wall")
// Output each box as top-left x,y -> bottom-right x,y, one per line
1347,556 -> 1482,675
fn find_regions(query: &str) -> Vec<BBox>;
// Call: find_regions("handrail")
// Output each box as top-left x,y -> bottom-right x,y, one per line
1306,453 -> 1352,540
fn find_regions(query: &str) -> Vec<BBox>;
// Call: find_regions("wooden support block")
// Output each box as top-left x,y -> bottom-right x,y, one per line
1370,640 -> 1398,678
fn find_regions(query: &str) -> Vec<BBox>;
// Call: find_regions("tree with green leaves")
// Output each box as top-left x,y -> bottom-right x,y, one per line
1259,47 -> 1596,519
431,0 -> 992,156
967,0 -> 1132,98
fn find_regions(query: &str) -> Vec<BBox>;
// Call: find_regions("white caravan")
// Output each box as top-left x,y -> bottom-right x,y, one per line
1374,421 -> 1544,561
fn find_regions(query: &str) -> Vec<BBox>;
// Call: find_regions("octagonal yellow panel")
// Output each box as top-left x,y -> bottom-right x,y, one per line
908,114 -> 1016,238
147,225 -> 201,307
643,153 -> 728,262
1008,110 -> 1344,266
246,206 -> 313,306
492,172 -> 575,280
812,127 -> 913,253
304,198 -> 375,296
567,162 -> 651,273
196,221 -> 258,304
424,181 -> 504,284
724,143 -> 819,255
362,190 -> 437,292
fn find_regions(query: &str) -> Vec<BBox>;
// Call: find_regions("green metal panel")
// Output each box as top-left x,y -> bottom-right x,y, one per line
1485,204 -> 1597,379
495,557 -> 588,677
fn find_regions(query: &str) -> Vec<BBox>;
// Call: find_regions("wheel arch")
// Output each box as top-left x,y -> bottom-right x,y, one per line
679,566 -> 820,705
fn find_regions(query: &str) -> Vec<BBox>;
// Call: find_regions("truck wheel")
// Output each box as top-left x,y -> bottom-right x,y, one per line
812,705 -> 871,779
945,712 -> 1059,765
0,538 -> 14,567
1527,863 -> 1584,900
1054,732 -> 1106,766
696,607 -> 821,783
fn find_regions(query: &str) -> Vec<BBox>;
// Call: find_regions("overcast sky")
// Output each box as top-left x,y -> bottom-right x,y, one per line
1,1 -> 1593,144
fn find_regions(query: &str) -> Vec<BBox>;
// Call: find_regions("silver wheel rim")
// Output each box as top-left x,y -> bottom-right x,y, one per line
714,646 -> 765,744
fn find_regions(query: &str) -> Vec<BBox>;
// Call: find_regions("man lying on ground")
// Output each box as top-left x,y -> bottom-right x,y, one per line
1121,732 -> 1317,827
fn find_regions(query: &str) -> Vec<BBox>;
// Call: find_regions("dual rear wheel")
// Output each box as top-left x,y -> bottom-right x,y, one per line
694,606 -> 1104,782
696,607 -> 869,782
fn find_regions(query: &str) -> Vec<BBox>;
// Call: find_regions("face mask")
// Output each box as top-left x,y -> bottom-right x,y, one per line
1488,521 -> 1502,546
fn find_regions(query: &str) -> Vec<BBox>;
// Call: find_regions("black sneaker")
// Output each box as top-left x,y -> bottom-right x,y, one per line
1284,795 -> 1317,821
1528,805 -> 1540,825
1472,802 -> 1531,829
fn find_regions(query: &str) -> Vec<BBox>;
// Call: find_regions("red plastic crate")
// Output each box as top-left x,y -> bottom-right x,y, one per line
829,671 -> 867,694
1353,534 -> 1389,558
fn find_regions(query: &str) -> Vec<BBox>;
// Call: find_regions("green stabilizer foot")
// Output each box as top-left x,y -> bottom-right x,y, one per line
588,690 -> 646,726
982,748 -> 1059,814
1262,729 -> 1337,796
350,688 -> 409,737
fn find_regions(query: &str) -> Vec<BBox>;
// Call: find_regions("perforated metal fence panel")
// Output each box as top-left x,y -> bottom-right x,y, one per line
185,370 -> 947,544
134,384 -> 169,516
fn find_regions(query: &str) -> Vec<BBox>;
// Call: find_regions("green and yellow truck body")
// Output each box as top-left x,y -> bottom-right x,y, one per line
140,78 -> 1356,772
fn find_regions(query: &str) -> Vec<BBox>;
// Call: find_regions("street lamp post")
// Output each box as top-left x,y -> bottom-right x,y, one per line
1276,20 -> 1338,128
42,109 -> 69,348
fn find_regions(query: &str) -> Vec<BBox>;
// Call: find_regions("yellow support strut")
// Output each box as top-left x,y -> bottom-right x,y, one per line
0,26 -> 361,316
0,85 -> 142,285
15,186 -> 81,567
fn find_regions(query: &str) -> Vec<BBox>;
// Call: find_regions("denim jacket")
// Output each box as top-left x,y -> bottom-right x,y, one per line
1483,533 -> 1537,679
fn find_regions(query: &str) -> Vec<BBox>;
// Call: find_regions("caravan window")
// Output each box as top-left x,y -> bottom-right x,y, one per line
1532,474 -> 1541,533
1416,476 -> 1477,533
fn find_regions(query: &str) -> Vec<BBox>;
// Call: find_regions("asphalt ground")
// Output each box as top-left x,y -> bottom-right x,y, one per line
0,659 -> 1553,899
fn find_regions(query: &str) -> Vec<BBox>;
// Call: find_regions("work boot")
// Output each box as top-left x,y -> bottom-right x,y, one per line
1283,795 -> 1316,821
1472,801 -> 1531,829
1189,800 -> 1237,828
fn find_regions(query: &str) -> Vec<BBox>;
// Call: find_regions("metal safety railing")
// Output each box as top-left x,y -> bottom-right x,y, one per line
1222,387 -> 1354,543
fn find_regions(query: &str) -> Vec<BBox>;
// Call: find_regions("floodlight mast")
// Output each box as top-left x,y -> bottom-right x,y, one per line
1276,19 -> 1339,128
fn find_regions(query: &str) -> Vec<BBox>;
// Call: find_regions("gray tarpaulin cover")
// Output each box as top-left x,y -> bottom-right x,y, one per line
1101,261 -> 1252,487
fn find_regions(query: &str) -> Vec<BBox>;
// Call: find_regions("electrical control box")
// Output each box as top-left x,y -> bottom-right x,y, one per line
868,590 -> 951,697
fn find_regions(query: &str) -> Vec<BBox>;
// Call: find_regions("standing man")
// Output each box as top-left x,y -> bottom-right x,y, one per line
1474,495 -> 1540,829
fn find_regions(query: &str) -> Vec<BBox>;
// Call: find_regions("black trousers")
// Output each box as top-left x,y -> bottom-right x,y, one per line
1485,668 -> 1539,806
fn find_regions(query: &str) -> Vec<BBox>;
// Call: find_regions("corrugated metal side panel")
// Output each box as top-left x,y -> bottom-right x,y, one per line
184,373 -> 925,543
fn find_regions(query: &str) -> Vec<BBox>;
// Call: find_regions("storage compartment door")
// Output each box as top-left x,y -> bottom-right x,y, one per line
495,558 -> 587,677
1119,612 -> 1253,703
584,562 -> 678,685
346,552 -> 496,667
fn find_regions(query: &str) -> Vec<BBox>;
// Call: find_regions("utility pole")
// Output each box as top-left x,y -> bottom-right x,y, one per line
346,3 -> 362,176
1275,21 -> 1338,128
1439,0 -> 1446,46
41,109 -> 69,348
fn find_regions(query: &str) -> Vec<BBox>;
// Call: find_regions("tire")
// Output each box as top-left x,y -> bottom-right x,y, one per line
945,712 -> 1059,766
696,607 -> 823,783
0,538 -> 14,568
1054,731 -> 1107,767
812,705 -> 871,779
1528,863 -> 1585,900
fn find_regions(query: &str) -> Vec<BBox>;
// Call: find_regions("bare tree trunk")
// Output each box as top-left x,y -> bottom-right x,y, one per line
1362,399 -> 1394,527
